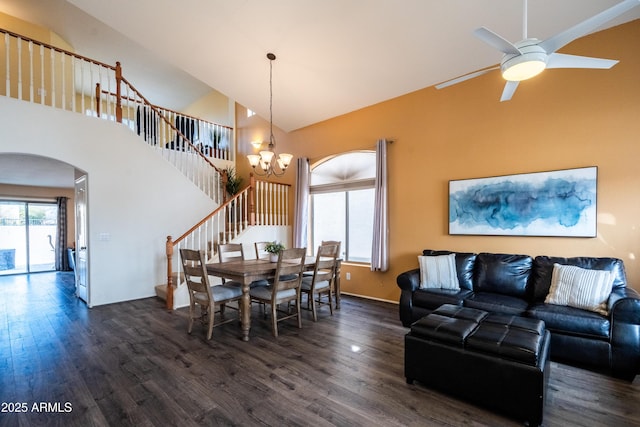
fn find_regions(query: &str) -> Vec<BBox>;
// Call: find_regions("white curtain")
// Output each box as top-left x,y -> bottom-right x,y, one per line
293,157 -> 310,248
371,139 -> 389,271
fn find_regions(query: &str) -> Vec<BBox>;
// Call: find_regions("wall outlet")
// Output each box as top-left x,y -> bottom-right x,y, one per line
346,272 -> 351,280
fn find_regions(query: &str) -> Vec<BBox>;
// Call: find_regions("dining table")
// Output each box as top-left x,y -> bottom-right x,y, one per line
206,257 -> 341,341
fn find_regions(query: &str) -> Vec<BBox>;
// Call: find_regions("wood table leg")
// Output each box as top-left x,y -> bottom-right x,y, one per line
241,283 -> 251,341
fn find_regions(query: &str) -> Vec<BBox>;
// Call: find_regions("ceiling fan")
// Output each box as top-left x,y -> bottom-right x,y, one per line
436,0 -> 640,101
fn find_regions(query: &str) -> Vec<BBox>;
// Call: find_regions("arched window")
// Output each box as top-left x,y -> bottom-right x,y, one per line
309,151 -> 376,263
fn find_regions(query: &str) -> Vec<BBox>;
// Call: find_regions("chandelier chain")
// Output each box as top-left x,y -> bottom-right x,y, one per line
246,52 -> 293,177
269,55 -> 274,148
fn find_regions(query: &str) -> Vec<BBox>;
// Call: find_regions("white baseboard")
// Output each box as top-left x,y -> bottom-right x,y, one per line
340,292 -> 398,305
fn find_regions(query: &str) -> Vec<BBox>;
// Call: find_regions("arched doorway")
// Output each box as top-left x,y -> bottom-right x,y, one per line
0,154 -> 86,297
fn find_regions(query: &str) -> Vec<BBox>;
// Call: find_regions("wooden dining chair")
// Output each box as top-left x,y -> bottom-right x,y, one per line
249,247 -> 306,337
304,240 -> 342,276
254,241 -> 271,260
217,243 -> 245,287
179,248 -> 243,340
321,240 -> 342,257
301,243 -> 339,321
320,240 -> 342,309
219,243 -> 268,288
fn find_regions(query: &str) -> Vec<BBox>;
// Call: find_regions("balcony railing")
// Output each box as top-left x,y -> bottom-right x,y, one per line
1,27 -> 229,202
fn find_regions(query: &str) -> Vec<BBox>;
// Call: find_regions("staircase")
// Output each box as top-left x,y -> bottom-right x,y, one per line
0,26 -> 292,309
0,27 -> 229,203
160,175 -> 291,309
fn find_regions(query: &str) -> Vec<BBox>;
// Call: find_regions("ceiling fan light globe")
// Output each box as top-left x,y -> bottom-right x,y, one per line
501,43 -> 547,81
502,58 -> 546,81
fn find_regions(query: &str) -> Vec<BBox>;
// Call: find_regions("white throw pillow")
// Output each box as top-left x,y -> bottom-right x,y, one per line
545,263 -> 614,315
418,254 -> 460,290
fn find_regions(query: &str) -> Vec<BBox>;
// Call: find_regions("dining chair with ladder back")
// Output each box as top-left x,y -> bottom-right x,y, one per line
219,243 -> 269,288
179,248 -> 242,340
217,243 -> 245,287
254,241 -> 271,260
321,240 -> 342,257
304,240 -> 342,275
249,247 -> 306,337
301,243 -> 339,321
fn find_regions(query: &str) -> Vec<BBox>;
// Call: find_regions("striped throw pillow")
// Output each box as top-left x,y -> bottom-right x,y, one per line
418,254 -> 460,290
545,263 -> 614,315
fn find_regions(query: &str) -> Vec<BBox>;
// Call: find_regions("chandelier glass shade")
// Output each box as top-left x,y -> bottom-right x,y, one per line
247,53 -> 292,177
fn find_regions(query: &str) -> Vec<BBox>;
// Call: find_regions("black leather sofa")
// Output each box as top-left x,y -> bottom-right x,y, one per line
397,250 -> 640,380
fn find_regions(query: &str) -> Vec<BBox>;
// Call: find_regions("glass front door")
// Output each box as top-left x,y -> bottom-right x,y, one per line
0,201 -> 57,275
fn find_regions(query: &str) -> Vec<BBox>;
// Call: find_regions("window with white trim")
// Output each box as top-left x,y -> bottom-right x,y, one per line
309,151 -> 375,263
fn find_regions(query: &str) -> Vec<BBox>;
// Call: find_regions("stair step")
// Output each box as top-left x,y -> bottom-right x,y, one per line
155,283 -> 168,300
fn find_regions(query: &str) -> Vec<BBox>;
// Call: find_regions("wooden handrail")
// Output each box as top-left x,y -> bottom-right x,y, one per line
115,62 -> 123,123
0,27 -> 117,70
118,74 -> 223,174
2,26 -> 226,180
164,176 -> 292,309
0,26 -> 240,311
165,236 -> 174,310
165,183 -> 248,309
174,186 -> 246,246
98,88 -> 234,131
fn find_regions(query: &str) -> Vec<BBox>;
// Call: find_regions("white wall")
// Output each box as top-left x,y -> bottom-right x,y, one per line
0,97 -> 217,306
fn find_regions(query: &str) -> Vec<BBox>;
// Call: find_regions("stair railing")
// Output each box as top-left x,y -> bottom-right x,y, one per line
98,75 -> 227,202
0,27 -> 228,202
165,175 -> 291,309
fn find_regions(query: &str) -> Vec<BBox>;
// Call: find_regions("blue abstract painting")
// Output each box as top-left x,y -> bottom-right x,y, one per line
449,167 -> 597,237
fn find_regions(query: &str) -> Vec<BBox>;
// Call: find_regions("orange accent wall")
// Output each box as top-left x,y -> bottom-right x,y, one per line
236,20 -> 640,302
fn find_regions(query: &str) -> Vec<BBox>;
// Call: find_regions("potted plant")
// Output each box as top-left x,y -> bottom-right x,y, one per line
264,241 -> 285,262
224,166 -> 243,197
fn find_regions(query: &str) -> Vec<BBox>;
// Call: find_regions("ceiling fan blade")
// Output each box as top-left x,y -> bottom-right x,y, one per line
546,53 -> 619,69
435,66 -> 500,89
539,0 -> 640,54
474,27 -> 521,55
500,81 -> 519,102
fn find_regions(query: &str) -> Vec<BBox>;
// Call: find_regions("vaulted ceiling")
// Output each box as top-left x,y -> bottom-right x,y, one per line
1,1 -> 639,188
2,0 -> 639,132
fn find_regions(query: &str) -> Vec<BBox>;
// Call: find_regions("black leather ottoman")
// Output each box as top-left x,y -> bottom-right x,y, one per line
405,304 -> 550,426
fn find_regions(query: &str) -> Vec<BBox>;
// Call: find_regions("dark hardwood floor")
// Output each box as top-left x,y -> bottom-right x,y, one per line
0,272 -> 639,426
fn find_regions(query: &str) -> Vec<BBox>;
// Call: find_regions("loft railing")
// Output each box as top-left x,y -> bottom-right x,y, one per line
0,27 -> 229,202
97,75 -> 228,201
0,27 -> 294,309
164,175 -> 291,309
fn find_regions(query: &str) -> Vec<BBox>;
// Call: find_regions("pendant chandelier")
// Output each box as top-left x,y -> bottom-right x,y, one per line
247,53 -> 293,177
